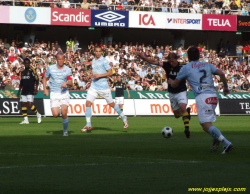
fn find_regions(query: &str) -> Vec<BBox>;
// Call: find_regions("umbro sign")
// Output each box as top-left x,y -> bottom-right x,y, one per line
91,10 -> 128,27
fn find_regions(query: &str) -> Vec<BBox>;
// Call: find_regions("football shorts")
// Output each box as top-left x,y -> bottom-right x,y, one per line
86,87 -> 114,104
115,97 -> 124,105
50,91 -> 70,108
169,91 -> 188,111
20,95 -> 34,102
196,93 -> 218,124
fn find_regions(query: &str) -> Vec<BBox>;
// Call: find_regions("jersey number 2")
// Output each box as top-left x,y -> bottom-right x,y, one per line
199,70 -> 206,83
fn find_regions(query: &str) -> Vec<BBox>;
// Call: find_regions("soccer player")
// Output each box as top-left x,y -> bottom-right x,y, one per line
112,75 -> 131,119
17,58 -> 42,124
137,52 -> 191,138
81,46 -> 128,132
43,53 -> 72,136
168,47 -> 234,154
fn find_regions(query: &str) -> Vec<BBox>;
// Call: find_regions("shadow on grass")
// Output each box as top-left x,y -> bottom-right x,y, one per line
46,130 -> 74,135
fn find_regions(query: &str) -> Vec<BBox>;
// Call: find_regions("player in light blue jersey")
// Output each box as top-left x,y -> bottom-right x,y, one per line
168,47 -> 234,154
81,46 -> 128,132
43,53 -> 73,136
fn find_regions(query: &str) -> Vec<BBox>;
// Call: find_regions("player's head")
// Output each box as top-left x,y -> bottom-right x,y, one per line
117,75 -> 122,81
188,47 -> 200,61
167,52 -> 178,67
24,58 -> 31,69
94,46 -> 102,58
56,53 -> 65,67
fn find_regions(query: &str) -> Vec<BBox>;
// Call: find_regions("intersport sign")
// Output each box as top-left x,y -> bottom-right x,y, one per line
129,12 -> 165,28
51,8 -> 90,26
202,14 -> 237,31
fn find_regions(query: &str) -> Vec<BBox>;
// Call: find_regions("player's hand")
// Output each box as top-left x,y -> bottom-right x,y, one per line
223,87 -> 230,95
44,90 -> 49,96
128,94 -> 131,98
17,92 -> 20,98
61,82 -> 67,89
168,78 -> 174,85
93,74 -> 100,79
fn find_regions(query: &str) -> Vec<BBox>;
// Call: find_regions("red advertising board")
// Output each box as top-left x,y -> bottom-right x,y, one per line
51,8 -> 91,26
202,14 -> 237,31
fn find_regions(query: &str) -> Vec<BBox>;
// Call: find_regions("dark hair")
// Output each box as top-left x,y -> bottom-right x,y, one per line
24,58 -> 31,63
188,47 -> 200,61
166,52 -> 178,60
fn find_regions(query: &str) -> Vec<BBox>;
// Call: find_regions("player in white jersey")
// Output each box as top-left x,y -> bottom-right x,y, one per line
81,46 -> 128,132
43,54 -> 73,136
168,47 -> 234,154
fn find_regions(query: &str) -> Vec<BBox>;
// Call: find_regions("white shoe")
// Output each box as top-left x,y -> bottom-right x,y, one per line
37,113 -> 42,124
117,115 -> 122,119
123,116 -> 129,129
20,120 -> 29,124
63,131 -> 69,136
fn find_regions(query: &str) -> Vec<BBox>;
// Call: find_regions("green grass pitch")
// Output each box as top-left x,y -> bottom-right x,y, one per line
0,116 -> 249,194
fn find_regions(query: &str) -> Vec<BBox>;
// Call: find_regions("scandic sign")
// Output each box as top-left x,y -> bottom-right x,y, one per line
51,8 -> 90,26
202,14 -> 237,31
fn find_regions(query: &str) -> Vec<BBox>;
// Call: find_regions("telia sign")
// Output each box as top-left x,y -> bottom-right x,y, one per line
202,14 -> 237,31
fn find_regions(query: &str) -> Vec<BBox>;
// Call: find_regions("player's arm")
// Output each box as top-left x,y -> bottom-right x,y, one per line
93,69 -> 112,79
126,86 -> 131,98
43,76 -> 49,96
215,69 -> 229,95
168,78 -> 181,88
32,69 -> 39,95
17,79 -> 23,98
136,52 -> 159,65
61,76 -> 73,89
168,66 -> 186,88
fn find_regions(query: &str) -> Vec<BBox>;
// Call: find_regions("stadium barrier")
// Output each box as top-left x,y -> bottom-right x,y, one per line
0,90 -> 249,116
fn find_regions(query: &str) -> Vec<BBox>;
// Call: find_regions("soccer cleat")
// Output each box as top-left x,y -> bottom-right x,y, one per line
210,139 -> 220,153
37,113 -> 42,124
116,115 -> 122,119
81,126 -> 93,132
221,143 -> 234,154
123,116 -> 129,129
63,131 -> 69,136
20,120 -> 29,124
187,107 -> 191,120
184,128 -> 190,138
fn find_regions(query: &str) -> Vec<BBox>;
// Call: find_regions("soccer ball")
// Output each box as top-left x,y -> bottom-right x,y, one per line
161,126 -> 173,138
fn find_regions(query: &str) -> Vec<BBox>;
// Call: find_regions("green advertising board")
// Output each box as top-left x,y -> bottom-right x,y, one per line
0,90 -> 249,100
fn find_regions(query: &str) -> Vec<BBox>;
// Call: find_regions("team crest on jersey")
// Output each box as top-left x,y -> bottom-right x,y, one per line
205,97 -> 218,105
63,70 -> 66,72
27,71 -> 30,76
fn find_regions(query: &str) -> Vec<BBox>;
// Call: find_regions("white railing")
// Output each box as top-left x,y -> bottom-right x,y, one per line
0,0 -> 240,15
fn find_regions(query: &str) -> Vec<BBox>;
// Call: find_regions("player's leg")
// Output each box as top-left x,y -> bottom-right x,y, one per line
179,103 -> 190,138
20,95 -> 29,124
197,94 -> 233,153
27,95 -> 42,123
105,92 -> 128,128
61,104 -> 69,136
81,88 -> 97,132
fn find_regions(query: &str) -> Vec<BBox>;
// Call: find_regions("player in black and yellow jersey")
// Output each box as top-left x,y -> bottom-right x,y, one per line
137,52 -> 191,138
112,75 -> 130,119
17,58 -> 42,124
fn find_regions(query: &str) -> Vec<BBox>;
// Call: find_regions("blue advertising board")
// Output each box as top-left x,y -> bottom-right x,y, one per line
91,10 -> 129,27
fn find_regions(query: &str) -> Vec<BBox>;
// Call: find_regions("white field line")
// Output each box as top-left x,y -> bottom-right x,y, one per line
0,152 -> 201,163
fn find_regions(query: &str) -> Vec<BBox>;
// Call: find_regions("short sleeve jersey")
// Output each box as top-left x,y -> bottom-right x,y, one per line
20,68 -> 39,95
176,61 -> 217,96
91,56 -> 111,90
163,62 -> 187,93
113,81 -> 127,97
45,64 -> 72,93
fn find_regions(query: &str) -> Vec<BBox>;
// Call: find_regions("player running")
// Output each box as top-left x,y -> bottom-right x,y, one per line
43,53 -> 72,136
112,75 -> 131,119
168,47 -> 234,154
81,46 -> 128,132
137,52 -> 191,138
17,58 -> 42,124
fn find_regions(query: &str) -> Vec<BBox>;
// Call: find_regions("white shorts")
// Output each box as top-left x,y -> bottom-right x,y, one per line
169,91 -> 188,111
115,97 -> 124,105
86,87 -> 114,104
50,91 -> 70,108
196,93 -> 218,124
20,95 -> 34,102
